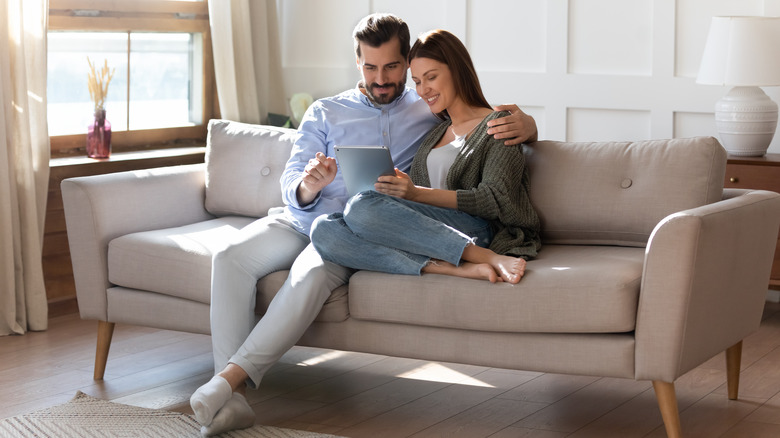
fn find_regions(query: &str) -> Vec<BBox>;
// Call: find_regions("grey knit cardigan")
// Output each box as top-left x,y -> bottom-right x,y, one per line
409,111 -> 541,259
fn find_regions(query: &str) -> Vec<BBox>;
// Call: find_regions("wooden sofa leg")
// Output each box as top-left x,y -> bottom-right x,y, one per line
95,321 -> 115,380
726,340 -> 743,400
653,380 -> 682,438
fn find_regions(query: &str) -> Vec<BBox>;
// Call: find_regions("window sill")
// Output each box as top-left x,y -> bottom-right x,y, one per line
50,145 -> 206,169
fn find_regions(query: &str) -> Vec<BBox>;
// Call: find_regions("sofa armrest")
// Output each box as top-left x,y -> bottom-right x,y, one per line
61,163 -> 214,321
635,190 -> 780,382
723,187 -> 751,200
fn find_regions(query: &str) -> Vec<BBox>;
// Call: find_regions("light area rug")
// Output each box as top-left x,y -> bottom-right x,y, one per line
0,391 -> 344,438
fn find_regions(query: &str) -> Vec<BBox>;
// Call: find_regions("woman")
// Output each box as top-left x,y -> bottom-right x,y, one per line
311,29 -> 540,283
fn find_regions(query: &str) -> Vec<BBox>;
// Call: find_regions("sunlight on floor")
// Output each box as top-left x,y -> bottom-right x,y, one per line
295,350 -> 350,367
396,363 -> 496,388
293,349 -> 496,388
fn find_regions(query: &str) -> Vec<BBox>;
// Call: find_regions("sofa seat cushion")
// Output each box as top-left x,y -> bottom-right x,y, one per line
108,216 -> 257,304
109,218 -> 350,323
347,245 -> 644,333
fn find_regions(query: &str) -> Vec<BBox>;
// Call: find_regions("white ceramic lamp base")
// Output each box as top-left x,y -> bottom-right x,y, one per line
715,86 -> 778,157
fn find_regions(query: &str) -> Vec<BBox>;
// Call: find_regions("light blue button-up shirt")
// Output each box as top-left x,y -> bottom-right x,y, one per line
281,86 -> 440,234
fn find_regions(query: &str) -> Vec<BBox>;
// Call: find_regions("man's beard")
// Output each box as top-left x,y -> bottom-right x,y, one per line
365,76 -> 406,105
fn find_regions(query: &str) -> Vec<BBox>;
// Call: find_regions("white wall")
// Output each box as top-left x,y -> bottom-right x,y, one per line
276,0 -> 780,153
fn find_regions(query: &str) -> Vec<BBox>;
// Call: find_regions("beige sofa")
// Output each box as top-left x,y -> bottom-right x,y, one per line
62,119 -> 780,438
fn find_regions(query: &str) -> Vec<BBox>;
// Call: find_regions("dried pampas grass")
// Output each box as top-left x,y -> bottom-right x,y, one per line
87,57 -> 115,113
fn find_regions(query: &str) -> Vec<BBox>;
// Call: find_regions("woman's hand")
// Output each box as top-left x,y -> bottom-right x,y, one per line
375,169 -> 418,200
377,169 -> 458,208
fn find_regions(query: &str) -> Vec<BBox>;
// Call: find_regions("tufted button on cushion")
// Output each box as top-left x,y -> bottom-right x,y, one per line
525,137 -> 726,247
205,120 -> 296,217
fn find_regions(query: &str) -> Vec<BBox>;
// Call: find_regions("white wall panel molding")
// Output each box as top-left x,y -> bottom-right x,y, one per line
276,0 -> 780,151
279,0 -> 368,69
479,70 -> 720,140
443,0 -> 468,39
567,108 -> 651,142
568,0 -> 654,76
674,111 -> 717,140
468,0 -> 546,73
653,0 -> 676,78
536,76 -> 717,112
766,0 -> 780,15
546,0 -> 568,75
280,0 -> 470,103
374,0 -> 466,42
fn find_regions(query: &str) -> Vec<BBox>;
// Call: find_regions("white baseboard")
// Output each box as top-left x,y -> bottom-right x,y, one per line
767,289 -> 780,303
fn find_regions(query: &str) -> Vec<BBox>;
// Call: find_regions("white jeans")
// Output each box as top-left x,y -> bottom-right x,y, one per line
209,213 -> 353,388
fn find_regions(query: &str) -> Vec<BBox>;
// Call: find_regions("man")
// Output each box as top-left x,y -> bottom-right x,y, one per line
190,13 -> 538,436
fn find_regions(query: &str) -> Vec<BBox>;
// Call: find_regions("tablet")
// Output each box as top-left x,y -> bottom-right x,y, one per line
334,145 -> 396,196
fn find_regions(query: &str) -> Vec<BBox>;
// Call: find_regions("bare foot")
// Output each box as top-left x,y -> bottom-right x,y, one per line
489,254 -> 526,284
422,260 -> 500,283
461,244 -> 527,284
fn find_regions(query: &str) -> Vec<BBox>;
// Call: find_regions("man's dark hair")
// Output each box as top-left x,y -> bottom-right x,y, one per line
353,13 -> 410,60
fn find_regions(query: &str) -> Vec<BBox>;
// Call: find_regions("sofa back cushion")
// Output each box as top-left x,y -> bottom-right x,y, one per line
525,136 -> 727,246
205,120 -> 727,246
205,119 -> 296,218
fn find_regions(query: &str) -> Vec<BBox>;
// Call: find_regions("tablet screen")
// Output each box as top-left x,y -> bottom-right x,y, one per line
334,146 -> 395,196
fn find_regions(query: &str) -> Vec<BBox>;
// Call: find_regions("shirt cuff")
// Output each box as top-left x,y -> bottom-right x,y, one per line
287,176 -> 322,211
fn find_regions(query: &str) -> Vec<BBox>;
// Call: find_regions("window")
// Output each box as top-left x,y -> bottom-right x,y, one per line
48,0 -> 213,157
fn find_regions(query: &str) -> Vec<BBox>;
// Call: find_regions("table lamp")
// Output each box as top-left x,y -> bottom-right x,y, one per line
696,16 -> 780,156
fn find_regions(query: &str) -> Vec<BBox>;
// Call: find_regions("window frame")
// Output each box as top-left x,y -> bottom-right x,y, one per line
48,0 -> 215,157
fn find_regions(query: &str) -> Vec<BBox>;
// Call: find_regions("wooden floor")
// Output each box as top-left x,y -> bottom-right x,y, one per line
3,302 -> 780,437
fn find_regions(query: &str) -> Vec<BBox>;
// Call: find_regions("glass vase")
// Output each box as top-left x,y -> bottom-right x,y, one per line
86,109 -> 112,158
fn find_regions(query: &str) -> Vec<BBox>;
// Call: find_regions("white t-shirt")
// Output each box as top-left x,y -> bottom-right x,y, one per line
426,141 -> 461,189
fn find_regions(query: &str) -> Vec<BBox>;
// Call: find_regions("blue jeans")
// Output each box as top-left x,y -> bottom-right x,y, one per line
311,190 -> 493,275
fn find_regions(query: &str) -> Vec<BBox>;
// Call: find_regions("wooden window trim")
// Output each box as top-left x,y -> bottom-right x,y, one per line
48,0 -> 215,158
48,0 -> 209,32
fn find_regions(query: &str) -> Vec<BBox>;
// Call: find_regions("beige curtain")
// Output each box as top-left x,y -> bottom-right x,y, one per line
0,0 -> 50,335
208,0 -> 286,124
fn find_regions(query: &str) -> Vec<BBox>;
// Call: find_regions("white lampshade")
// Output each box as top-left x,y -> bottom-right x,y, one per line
696,16 -> 780,156
697,16 -> 780,86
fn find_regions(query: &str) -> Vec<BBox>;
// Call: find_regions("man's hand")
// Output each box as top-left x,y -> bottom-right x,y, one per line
297,152 -> 338,206
486,104 -> 538,146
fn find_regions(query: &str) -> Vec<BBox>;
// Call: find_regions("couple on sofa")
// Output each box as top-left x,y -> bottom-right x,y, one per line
190,13 -> 541,436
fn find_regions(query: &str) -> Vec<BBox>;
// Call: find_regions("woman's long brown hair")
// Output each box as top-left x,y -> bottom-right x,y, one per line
409,29 -> 492,119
